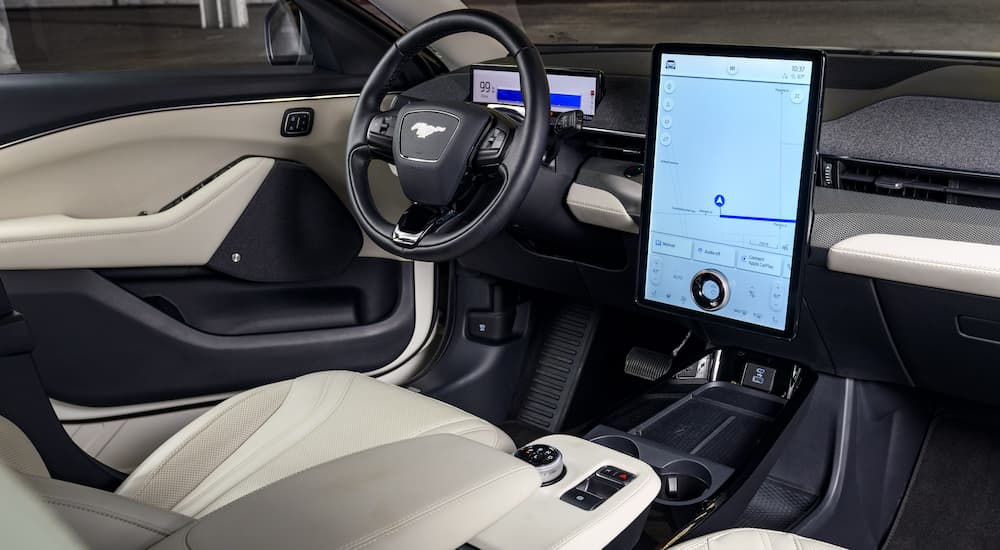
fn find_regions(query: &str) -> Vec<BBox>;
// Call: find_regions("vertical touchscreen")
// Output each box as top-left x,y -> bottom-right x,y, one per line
639,49 -> 820,334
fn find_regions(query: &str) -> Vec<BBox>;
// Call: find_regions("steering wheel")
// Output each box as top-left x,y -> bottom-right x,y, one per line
345,9 -> 549,262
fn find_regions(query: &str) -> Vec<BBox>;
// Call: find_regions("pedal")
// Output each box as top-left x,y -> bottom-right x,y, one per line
624,347 -> 673,381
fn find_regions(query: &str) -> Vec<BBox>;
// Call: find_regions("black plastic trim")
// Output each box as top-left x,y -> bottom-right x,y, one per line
2,264 -> 416,406
207,160 -> 363,283
0,68 -> 365,147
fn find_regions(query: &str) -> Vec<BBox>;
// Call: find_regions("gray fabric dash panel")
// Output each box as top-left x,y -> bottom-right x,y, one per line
820,96 -> 1000,175
811,187 -> 1000,249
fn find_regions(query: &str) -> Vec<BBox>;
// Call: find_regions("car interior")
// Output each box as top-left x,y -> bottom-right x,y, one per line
1,1 -> 999,549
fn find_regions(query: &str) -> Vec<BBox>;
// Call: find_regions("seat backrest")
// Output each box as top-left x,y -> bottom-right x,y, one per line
0,414 -> 49,477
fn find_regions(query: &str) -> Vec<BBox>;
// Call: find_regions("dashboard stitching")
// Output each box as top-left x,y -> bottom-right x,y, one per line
567,199 -> 628,215
833,246 -> 1000,274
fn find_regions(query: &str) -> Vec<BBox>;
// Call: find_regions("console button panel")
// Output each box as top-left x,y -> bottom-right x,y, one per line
561,466 -> 636,510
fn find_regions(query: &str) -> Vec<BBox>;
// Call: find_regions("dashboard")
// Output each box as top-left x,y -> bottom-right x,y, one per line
402,47 -> 1000,406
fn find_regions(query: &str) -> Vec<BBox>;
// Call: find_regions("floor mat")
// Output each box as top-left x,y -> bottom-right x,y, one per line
735,476 -> 818,531
883,417 -> 1000,550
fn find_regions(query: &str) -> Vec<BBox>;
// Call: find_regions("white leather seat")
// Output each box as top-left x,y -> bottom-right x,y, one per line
114,370 -> 515,518
672,528 -> 845,550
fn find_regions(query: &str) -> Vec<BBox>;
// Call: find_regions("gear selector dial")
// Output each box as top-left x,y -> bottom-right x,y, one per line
514,444 -> 566,486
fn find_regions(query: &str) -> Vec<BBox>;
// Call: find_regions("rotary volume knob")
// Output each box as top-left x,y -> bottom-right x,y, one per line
514,444 -> 566,486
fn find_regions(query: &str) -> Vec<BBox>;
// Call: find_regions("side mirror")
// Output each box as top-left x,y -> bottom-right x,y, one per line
265,0 -> 314,66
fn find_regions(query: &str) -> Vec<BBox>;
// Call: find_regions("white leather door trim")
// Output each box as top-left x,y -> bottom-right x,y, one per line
0,96 -> 410,262
0,157 -> 273,269
827,233 -> 1000,298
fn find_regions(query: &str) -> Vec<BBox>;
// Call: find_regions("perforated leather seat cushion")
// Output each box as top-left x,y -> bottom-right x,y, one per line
116,371 -> 515,518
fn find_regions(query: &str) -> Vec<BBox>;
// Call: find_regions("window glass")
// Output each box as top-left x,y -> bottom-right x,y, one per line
463,0 -> 1000,53
0,1 -> 276,73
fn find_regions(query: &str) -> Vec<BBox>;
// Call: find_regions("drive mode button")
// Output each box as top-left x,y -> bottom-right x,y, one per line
691,270 -> 729,311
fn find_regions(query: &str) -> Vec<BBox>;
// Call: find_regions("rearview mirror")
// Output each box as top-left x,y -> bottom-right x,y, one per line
265,0 -> 314,66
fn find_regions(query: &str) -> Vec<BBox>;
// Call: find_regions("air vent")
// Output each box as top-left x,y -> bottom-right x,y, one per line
820,156 -> 1000,210
580,128 -> 644,162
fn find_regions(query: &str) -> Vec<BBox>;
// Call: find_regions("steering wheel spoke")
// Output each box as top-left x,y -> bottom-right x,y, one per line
391,204 -> 455,248
472,116 -> 515,170
366,109 -> 399,159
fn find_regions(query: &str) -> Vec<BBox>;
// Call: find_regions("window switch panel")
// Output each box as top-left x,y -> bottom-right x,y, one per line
282,108 -> 314,137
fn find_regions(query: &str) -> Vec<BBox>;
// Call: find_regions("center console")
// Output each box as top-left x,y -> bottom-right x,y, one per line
471,434 -> 660,550
584,348 -> 807,543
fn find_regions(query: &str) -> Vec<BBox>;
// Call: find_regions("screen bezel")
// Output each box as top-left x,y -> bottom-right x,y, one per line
469,64 -> 606,119
635,43 -> 825,339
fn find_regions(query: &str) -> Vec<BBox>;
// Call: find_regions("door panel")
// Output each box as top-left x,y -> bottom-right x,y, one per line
0,95 -> 409,232
105,262 -> 401,337
0,69 -> 367,145
0,82 -> 431,409
0,2 -> 447,485
3,262 -> 417,407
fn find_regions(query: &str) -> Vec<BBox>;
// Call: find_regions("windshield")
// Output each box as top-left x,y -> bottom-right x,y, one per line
467,0 -> 1000,53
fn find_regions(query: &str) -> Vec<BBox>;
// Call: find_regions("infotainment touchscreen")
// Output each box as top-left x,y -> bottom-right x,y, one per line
637,45 -> 824,337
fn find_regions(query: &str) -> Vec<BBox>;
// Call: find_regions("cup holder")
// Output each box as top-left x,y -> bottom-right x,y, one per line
659,460 -> 712,502
590,435 -> 641,458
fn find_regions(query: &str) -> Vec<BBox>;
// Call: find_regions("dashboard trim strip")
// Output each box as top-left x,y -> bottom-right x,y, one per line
828,233 -> 1000,299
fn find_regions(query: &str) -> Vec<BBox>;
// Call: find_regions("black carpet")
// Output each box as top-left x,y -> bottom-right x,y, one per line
883,417 -> 1000,549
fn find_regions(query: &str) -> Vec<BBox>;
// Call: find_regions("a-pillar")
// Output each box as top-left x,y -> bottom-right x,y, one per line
0,0 -> 18,72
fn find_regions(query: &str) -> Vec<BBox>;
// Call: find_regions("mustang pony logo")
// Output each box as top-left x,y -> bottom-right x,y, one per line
411,122 -> 447,139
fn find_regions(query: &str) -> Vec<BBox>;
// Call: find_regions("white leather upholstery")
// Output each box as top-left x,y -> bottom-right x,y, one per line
0,464 -> 86,550
472,434 -> 660,550
0,415 -> 48,478
672,529 -> 845,550
827,233 -> 1000,298
150,434 -> 540,550
117,370 -> 515,518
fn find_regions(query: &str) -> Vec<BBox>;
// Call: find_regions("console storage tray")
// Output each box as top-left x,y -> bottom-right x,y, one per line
633,382 -> 784,468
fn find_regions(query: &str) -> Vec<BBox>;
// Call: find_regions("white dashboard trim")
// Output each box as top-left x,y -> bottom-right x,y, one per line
565,183 -> 639,234
827,233 -> 1000,298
